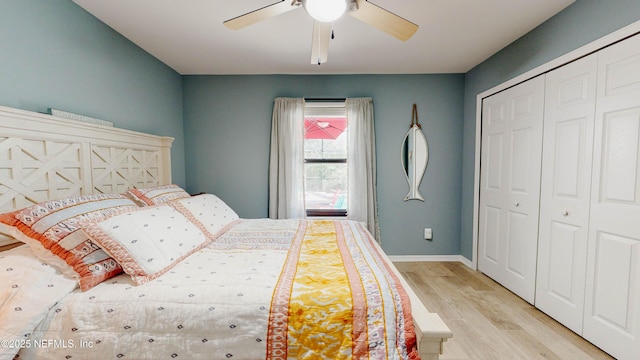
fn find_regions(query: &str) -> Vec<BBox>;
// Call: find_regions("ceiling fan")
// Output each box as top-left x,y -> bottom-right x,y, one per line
223,0 -> 418,65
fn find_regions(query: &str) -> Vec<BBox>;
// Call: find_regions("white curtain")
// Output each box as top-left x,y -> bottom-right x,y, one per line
346,97 -> 380,242
268,97 -> 380,242
268,97 -> 306,219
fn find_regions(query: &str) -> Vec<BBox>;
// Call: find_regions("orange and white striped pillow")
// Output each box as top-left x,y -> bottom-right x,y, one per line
0,194 -> 138,291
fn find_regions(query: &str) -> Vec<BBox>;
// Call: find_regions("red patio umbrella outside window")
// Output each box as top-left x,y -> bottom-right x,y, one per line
304,117 -> 347,139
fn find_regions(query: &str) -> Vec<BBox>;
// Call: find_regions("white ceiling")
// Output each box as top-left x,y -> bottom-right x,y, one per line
72,0 -> 574,75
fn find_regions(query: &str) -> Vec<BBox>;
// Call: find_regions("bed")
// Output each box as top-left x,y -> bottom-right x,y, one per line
0,105 -> 452,360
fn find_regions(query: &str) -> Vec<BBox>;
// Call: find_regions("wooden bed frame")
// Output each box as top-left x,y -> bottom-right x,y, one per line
0,105 -> 451,359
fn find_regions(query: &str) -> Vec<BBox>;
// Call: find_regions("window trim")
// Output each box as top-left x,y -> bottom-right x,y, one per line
306,208 -> 347,217
304,158 -> 346,164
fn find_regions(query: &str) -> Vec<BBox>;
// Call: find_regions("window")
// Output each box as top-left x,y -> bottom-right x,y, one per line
304,102 -> 347,217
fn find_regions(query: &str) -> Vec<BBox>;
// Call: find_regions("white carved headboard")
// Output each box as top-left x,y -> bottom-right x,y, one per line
0,105 -> 174,246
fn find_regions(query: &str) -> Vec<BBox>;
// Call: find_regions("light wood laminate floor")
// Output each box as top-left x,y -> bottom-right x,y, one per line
394,262 -> 614,360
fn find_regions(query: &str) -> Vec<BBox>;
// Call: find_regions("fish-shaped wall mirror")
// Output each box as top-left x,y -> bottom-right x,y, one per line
401,104 -> 428,201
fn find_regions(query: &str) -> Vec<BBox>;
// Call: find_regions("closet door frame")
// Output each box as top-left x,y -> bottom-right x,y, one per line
472,20 -> 640,269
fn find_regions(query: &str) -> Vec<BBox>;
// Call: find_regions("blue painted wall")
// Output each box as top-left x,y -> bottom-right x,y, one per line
183,74 -> 465,255
6,0 -> 640,259
0,0 -> 185,186
460,0 -> 640,260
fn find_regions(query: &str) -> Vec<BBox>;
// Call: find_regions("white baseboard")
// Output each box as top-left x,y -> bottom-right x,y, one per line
388,254 -> 474,269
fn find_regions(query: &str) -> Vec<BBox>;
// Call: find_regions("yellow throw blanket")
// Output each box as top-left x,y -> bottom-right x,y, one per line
267,220 -> 419,360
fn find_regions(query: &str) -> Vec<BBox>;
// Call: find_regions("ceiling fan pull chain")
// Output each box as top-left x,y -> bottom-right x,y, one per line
316,23 -> 322,65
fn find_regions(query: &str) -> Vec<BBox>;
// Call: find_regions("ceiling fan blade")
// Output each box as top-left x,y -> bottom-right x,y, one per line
224,1 -> 299,30
349,0 -> 418,41
310,21 -> 331,65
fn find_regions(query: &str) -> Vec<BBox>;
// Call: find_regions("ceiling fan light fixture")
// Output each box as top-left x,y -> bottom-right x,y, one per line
303,0 -> 348,23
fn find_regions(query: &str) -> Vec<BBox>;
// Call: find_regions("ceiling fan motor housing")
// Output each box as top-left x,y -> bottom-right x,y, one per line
302,0 -> 349,23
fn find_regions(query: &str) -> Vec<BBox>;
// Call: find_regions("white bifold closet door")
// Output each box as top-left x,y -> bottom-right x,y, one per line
583,33 -> 640,360
535,53 -> 598,334
478,76 -> 545,304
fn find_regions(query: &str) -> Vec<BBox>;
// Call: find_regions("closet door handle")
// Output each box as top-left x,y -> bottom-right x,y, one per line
562,210 -> 569,217
514,202 -> 520,207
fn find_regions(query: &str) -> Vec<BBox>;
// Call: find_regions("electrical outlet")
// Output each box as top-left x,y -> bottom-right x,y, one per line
424,227 -> 432,240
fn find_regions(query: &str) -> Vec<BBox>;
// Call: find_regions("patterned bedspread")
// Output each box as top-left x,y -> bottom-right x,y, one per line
11,219 -> 418,360
268,220 -> 418,359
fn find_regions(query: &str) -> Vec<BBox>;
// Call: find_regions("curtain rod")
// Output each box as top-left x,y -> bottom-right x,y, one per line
304,98 -> 346,102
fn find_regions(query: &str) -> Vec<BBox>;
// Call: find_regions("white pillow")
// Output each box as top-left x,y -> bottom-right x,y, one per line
171,193 -> 239,236
81,199 -> 237,285
125,184 -> 191,206
0,245 -> 78,360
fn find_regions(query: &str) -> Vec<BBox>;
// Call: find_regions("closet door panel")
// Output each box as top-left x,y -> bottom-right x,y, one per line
506,126 -> 535,282
584,33 -> 640,360
553,120 -> 583,195
481,132 -> 505,266
505,211 -> 527,277
600,111 -> 640,202
482,205 -> 501,265
536,54 -> 597,334
486,134 -> 505,190
479,96 -> 509,283
479,76 -> 544,304
589,231 -> 638,325
547,222 -> 580,296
